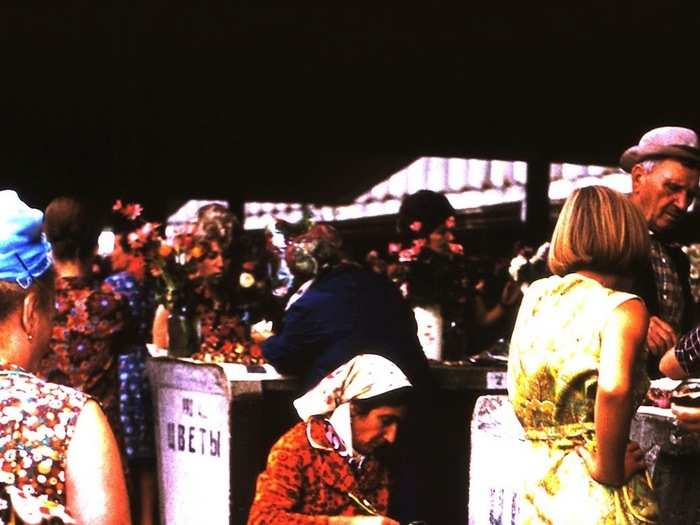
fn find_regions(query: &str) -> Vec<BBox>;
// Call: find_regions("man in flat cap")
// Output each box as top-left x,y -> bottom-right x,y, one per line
623,126 -> 700,525
623,126 -> 700,366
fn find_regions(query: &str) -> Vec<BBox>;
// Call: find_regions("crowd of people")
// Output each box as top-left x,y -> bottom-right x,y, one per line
1,125 -> 700,524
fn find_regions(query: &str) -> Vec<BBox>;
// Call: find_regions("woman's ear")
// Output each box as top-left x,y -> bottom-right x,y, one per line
21,290 -> 40,340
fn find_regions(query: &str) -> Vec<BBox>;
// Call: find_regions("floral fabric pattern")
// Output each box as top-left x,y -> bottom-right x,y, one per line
190,286 -> 265,365
0,361 -> 87,508
37,276 -> 132,436
247,418 -> 390,525
508,273 -> 657,524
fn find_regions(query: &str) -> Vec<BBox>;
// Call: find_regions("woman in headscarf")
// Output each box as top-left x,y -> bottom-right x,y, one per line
0,190 -> 129,524
247,354 -> 412,525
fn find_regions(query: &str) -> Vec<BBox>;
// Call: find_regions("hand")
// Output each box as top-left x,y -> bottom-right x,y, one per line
646,316 -> 678,356
251,319 -> 273,344
672,403 -> 700,433
576,441 -> 645,486
499,278 -> 523,307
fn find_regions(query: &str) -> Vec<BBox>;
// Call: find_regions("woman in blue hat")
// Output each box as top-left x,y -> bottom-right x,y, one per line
0,190 -> 130,524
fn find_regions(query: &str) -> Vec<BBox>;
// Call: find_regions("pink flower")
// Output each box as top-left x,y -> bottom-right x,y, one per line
409,220 -> 422,233
448,242 -> 464,255
445,216 -> 456,229
388,242 -> 401,254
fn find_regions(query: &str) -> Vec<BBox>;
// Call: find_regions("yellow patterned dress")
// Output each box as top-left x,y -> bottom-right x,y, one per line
507,273 -> 657,524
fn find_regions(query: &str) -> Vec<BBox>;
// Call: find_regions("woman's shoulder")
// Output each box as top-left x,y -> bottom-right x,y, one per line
267,420 -> 315,465
0,368 -> 89,412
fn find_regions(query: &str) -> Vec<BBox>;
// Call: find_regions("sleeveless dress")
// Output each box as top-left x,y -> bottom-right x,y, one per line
507,273 -> 657,524
0,360 -> 88,507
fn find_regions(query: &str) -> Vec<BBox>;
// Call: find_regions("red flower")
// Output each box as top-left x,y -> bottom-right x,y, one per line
112,199 -> 143,220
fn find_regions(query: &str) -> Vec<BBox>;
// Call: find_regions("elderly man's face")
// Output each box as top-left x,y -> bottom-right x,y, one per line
351,404 -> 407,456
631,159 -> 700,233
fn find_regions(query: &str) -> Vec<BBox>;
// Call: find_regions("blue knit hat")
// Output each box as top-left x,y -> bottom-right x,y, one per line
0,190 -> 53,288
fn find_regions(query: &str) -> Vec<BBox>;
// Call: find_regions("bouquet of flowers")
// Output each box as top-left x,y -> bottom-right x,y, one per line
112,200 -> 200,311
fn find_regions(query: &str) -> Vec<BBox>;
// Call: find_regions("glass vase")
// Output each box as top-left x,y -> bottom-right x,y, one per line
167,305 -> 200,359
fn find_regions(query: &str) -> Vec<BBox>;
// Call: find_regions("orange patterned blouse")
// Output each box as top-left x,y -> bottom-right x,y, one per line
247,418 -> 391,525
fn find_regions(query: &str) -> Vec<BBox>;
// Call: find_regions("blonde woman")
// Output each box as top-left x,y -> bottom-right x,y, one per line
507,185 -> 657,523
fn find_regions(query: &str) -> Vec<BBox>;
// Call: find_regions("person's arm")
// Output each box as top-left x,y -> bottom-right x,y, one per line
660,347 -> 689,379
152,304 -> 170,348
660,324 -> 700,379
65,400 -> 131,525
473,279 -> 522,327
578,298 -> 648,487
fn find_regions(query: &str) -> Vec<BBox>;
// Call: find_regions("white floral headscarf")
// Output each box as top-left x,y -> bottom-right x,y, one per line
293,354 -> 411,462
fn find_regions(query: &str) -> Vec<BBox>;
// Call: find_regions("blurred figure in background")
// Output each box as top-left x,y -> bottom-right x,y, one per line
108,200 -> 158,525
37,196 -> 135,442
393,189 -> 521,360
0,190 -> 130,524
152,203 -> 265,364
255,223 -> 429,392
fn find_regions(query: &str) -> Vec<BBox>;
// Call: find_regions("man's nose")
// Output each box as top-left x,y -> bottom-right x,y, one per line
384,424 -> 398,444
676,191 -> 694,210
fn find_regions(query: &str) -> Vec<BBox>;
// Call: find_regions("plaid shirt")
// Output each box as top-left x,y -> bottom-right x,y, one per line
675,325 -> 700,375
649,237 -> 684,333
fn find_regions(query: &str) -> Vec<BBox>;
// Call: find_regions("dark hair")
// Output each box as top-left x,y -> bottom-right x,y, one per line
397,190 -> 456,240
44,196 -> 101,262
352,386 -> 413,415
0,268 -> 55,322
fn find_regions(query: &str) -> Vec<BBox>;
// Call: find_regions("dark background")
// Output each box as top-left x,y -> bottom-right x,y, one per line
2,3 -> 699,223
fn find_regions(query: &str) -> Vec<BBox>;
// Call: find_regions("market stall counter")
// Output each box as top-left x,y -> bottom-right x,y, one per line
146,354 -> 508,525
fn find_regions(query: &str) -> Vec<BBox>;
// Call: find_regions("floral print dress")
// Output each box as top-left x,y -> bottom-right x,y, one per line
189,284 -> 265,365
37,276 -> 132,438
0,360 -> 87,511
507,273 -> 657,524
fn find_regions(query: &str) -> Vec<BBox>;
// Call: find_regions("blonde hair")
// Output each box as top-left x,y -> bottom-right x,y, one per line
548,185 -> 650,276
